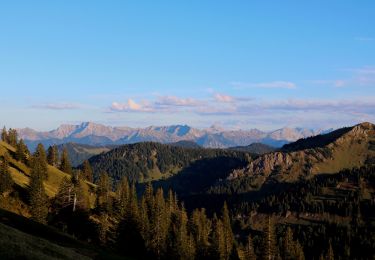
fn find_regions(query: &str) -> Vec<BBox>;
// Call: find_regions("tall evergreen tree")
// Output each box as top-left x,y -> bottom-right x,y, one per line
282,227 -> 304,260
1,126 -> 8,143
117,183 -> 145,257
96,171 -> 112,212
7,128 -> 18,146
60,148 -> 72,175
29,153 -> 49,223
47,145 -> 59,167
115,177 -> 130,217
221,202 -> 234,260
262,216 -> 278,260
190,208 -> 211,259
33,143 -> 48,180
326,241 -> 334,260
54,174 -> 90,212
16,139 -> 29,163
0,154 -> 14,195
212,214 -> 226,260
244,235 -> 257,260
82,160 -> 93,182
149,188 -> 169,258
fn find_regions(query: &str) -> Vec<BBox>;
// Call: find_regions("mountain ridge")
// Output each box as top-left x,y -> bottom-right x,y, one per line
18,122 -> 332,150
226,122 -> 375,187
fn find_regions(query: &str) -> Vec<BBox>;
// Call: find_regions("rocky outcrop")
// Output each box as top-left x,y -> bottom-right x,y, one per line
229,122 -> 375,184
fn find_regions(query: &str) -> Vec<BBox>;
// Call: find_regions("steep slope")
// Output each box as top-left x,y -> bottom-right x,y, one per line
0,209 -> 126,259
227,122 -> 375,186
0,141 -> 73,198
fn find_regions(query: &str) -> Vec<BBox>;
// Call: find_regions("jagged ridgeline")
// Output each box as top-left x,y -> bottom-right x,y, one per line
85,142 -> 251,183
210,122 -> 375,194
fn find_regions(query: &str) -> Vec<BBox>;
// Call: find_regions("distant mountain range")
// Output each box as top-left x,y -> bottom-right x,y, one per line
18,122 -> 333,150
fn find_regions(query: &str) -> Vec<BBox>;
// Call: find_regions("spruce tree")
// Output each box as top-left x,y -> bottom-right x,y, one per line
29,154 -> 49,223
115,177 -> 130,217
190,208 -> 211,259
7,128 -> 18,146
149,188 -> 168,258
55,174 -> 90,212
60,148 -> 72,175
1,126 -> 8,143
96,171 -> 112,212
212,214 -> 226,260
221,202 -> 234,260
0,154 -> 14,195
326,241 -> 334,260
82,160 -> 93,182
33,143 -> 48,180
282,227 -> 304,260
47,145 -> 59,166
117,183 -> 145,257
262,216 -> 278,260
16,139 -> 29,163
244,235 -> 257,260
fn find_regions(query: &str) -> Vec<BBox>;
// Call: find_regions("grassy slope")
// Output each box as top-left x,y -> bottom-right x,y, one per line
0,141 -> 98,215
0,208 -> 128,260
1,141 -> 84,197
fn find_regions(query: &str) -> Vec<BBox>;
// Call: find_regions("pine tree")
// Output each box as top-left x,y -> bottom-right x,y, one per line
244,235 -> 257,260
115,177 -> 130,217
167,205 -> 195,260
16,139 -> 29,163
1,127 -> 8,143
326,241 -> 334,260
149,188 -> 169,258
221,202 -> 234,260
282,227 -> 294,260
54,174 -> 90,212
282,227 -> 305,260
212,214 -> 226,260
33,143 -> 48,180
0,154 -> 14,195
96,171 -> 112,212
7,128 -> 18,146
190,208 -> 211,259
29,154 -> 49,223
117,183 -> 146,257
262,216 -> 278,260
60,148 -> 72,175
82,160 -> 93,182
47,145 -> 59,166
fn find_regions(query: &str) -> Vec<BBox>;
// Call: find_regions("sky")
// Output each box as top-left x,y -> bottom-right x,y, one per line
0,1 -> 374,131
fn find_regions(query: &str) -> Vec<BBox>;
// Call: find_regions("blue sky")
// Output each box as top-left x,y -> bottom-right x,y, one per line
0,1 -> 374,131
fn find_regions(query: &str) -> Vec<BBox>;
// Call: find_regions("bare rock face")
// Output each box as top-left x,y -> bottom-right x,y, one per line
246,152 -> 293,176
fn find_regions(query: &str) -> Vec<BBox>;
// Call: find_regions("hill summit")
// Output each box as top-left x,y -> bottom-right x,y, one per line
229,122 -> 375,184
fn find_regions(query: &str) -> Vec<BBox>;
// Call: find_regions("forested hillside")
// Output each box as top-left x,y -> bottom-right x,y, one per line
86,142 -> 251,183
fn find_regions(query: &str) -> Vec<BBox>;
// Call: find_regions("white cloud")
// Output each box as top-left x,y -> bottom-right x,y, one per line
313,66 -> 375,88
214,93 -> 235,103
32,103 -> 81,110
231,81 -> 297,89
110,99 -> 154,112
155,96 -> 201,107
